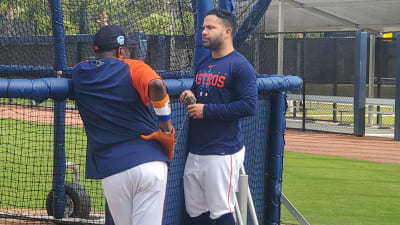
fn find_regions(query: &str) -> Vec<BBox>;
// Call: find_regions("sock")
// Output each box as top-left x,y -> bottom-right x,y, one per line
215,213 -> 235,225
184,211 -> 215,225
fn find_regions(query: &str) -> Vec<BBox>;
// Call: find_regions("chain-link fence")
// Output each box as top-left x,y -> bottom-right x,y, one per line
243,31 -> 397,134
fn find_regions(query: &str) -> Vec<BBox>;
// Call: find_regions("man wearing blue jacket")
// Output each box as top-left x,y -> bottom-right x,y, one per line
73,25 -> 175,225
179,8 -> 258,225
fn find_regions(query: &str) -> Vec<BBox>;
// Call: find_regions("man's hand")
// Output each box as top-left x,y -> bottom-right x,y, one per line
187,104 -> 204,119
179,90 -> 197,106
141,128 -> 175,161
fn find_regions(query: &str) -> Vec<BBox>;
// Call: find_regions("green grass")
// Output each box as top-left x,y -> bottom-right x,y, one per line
281,151 -> 400,225
0,118 -> 105,212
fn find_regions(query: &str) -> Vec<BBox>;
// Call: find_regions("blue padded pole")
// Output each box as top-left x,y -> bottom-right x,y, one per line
52,100 -> 67,219
49,0 -> 67,219
219,0 -> 235,12
354,31 -> 368,137
233,0 -> 271,48
49,0 -> 67,72
395,33 -> 400,141
265,92 -> 286,225
192,0 -> 214,73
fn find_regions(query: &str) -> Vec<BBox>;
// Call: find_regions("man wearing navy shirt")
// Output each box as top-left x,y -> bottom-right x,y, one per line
179,8 -> 258,225
72,25 -> 175,225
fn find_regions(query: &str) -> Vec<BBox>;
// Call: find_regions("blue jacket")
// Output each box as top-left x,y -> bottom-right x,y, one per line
72,58 -> 168,179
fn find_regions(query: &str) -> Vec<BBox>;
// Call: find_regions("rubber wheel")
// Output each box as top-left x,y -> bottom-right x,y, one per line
46,182 -> 91,219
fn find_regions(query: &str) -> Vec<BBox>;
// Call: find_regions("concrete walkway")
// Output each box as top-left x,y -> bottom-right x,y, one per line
286,119 -> 395,138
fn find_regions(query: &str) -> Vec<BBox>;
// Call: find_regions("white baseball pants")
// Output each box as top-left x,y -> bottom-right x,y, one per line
102,161 -> 168,225
183,146 -> 245,219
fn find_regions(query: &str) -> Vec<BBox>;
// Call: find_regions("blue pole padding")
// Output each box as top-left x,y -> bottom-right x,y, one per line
49,0 -> 68,218
193,0 -> 214,73
49,0 -> 67,71
52,101 -> 67,219
395,33 -> 400,141
0,78 -> 72,102
354,31 -> 368,137
265,92 -> 286,225
219,0 -> 235,12
233,0 -> 271,48
0,76 -> 301,99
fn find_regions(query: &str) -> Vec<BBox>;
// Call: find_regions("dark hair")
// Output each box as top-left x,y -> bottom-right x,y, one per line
206,8 -> 237,35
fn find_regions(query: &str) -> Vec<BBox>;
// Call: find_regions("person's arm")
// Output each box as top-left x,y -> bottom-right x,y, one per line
125,59 -> 173,131
126,59 -> 175,160
142,78 -> 175,161
201,61 -> 258,120
149,79 -> 173,133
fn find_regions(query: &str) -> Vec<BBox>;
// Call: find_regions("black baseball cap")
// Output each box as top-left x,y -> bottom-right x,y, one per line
93,24 -> 135,52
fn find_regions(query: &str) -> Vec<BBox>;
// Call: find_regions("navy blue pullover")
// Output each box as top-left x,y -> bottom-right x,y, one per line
188,50 -> 258,155
72,58 -> 168,179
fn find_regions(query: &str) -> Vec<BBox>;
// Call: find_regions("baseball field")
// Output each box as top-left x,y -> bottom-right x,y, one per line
281,148 -> 400,225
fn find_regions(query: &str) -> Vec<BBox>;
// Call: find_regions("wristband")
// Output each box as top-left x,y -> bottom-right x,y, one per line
151,95 -> 172,122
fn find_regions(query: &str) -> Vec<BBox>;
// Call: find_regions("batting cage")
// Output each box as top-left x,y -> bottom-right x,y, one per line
0,0 -> 302,225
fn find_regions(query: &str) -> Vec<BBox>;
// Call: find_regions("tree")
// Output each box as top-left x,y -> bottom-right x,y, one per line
0,0 -> 194,36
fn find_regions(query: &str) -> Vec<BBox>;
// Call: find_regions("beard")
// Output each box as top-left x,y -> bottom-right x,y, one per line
203,35 -> 223,51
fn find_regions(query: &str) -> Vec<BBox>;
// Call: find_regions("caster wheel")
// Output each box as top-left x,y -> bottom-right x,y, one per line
46,182 -> 91,219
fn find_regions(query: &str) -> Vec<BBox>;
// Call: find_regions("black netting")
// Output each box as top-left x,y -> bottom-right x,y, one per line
0,0 -> 268,78
0,1 -> 279,224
